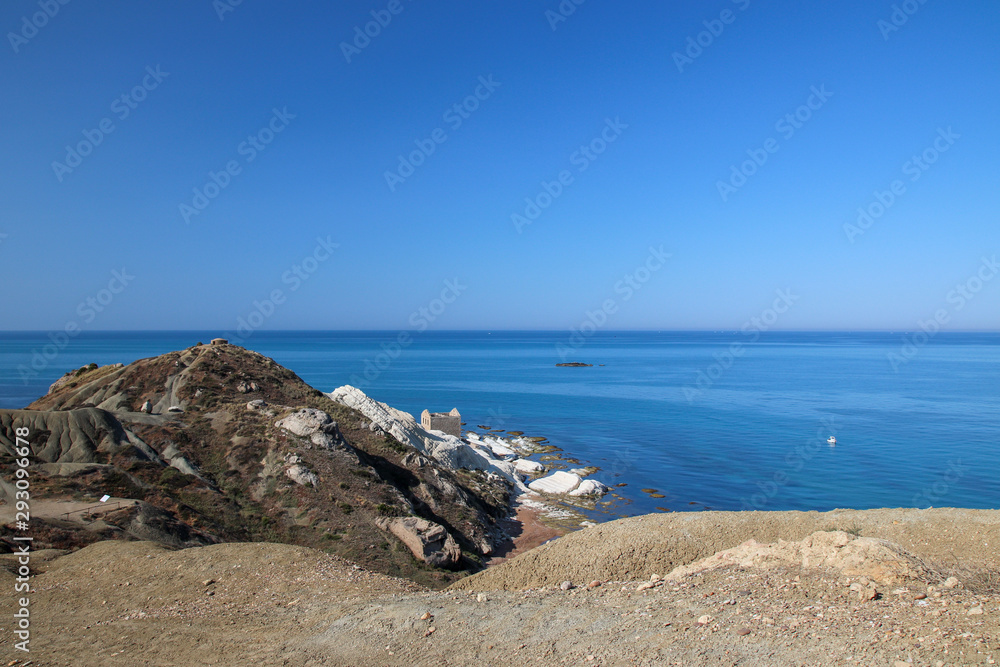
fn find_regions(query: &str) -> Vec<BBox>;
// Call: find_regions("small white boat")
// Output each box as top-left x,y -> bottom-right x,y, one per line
827,436 -> 837,445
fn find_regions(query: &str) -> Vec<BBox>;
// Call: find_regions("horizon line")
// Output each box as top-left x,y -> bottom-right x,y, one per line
2,328 -> 1000,335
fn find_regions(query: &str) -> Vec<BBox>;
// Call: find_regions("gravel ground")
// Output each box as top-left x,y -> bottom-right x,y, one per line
3,509 -> 998,666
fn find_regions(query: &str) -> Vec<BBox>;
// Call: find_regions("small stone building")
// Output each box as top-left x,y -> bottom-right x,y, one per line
420,408 -> 461,437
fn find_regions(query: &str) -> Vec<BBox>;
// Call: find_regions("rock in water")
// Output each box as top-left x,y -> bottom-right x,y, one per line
376,517 -> 461,568
568,479 -> 610,497
528,470 -> 583,494
514,459 -> 545,474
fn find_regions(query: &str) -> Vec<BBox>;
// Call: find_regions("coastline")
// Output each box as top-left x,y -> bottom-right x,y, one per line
486,503 -> 565,566
327,384 -> 618,565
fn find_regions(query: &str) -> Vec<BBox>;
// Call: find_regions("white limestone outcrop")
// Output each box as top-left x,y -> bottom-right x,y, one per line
528,471 -> 583,495
569,479 -> 610,497
327,385 -> 609,500
514,459 -> 546,474
328,386 -> 529,493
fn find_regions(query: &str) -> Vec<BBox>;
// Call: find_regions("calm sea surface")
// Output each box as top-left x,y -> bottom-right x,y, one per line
2,331 -> 998,517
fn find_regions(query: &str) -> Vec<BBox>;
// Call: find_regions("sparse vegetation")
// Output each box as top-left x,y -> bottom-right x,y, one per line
14,341 -> 505,589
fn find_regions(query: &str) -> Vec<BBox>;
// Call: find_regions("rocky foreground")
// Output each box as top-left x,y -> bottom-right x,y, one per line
3,508 -> 998,666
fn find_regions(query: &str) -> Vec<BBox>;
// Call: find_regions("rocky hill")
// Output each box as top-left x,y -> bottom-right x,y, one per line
0,340 -> 515,587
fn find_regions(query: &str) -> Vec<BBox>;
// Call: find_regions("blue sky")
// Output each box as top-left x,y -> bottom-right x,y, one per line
2,0 -> 998,331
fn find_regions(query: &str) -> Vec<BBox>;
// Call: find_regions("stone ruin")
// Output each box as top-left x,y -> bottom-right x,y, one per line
420,407 -> 461,437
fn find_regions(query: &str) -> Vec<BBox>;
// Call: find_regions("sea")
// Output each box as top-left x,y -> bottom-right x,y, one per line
2,330 -> 998,518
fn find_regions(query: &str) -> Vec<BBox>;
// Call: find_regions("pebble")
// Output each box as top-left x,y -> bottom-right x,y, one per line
736,627 -> 751,636
636,581 -> 657,592
560,580 -> 573,591
587,580 -> 602,589
419,612 -> 432,620
697,615 -> 713,625
944,576 -> 960,589
849,582 -> 878,601
203,579 -> 215,586
967,606 -> 984,616
913,593 -> 927,600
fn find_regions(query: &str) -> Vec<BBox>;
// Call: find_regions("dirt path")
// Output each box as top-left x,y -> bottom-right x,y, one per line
0,497 -> 137,524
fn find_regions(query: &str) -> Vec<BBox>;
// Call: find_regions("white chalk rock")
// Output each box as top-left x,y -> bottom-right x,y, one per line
285,464 -> 319,487
569,479 -> 610,497
528,471 -> 582,494
275,408 -> 336,438
514,459 -> 546,474
329,386 -> 425,450
484,437 -> 517,459
328,385 -> 529,493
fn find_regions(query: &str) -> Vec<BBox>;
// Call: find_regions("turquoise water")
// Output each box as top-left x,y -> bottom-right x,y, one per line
2,331 -> 998,516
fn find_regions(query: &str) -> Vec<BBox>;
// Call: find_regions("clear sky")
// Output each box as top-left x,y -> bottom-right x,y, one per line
2,0 -> 998,332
